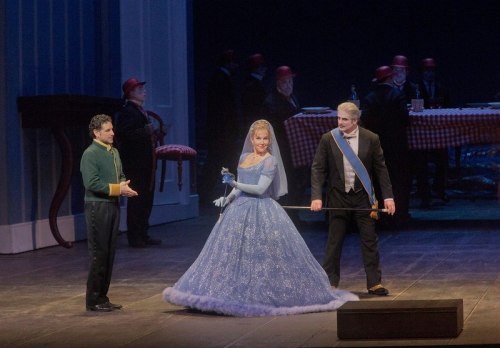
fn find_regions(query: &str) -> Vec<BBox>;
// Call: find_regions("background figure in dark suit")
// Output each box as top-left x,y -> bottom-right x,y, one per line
241,53 -> 267,137
202,49 -> 239,204
363,66 -> 411,227
262,66 -> 304,211
418,58 -> 451,109
311,102 -> 395,296
262,66 -> 300,149
414,57 -> 451,207
391,54 -> 419,104
115,78 -> 161,247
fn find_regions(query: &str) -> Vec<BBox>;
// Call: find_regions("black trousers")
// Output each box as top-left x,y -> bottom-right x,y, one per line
379,140 -> 411,223
412,149 -> 448,201
85,201 -> 120,306
125,167 -> 155,244
323,189 -> 382,289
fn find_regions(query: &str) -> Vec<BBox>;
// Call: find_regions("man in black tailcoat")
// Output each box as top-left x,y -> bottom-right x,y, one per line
311,102 -> 395,295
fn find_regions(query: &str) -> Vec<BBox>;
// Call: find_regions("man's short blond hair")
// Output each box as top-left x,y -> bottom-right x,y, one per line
337,102 -> 361,120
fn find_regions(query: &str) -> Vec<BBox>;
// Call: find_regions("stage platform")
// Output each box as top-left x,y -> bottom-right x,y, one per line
1,192 -> 500,347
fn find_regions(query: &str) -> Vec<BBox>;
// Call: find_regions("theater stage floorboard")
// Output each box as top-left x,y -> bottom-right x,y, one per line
1,197 -> 500,348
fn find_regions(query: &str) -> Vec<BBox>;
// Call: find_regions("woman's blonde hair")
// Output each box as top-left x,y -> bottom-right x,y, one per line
250,119 -> 272,140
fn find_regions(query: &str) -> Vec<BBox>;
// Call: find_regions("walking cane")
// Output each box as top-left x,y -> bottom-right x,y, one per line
217,167 -> 235,222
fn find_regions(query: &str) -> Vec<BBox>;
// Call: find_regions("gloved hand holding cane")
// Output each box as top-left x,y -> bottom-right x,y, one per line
213,167 -> 237,209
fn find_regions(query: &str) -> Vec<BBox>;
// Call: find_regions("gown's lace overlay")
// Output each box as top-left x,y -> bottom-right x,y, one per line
163,155 -> 358,317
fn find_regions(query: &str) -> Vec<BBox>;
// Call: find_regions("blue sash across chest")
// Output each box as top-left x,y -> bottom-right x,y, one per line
331,128 -> 375,205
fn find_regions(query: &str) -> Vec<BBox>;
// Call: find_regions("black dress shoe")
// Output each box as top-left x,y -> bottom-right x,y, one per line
144,238 -> 162,245
106,302 -> 122,309
86,303 -> 113,312
368,285 -> 389,296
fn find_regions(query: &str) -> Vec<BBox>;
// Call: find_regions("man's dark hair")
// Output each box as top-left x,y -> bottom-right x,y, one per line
88,114 -> 112,138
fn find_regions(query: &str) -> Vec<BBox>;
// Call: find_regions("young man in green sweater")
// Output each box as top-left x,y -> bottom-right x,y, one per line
80,114 -> 137,312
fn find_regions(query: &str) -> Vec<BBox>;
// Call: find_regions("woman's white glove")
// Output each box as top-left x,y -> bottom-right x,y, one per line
213,196 -> 229,207
213,188 -> 240,207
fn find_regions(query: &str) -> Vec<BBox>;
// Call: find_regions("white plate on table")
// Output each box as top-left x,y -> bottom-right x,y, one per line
488,102 -> 500,109
301,107 -> 331,114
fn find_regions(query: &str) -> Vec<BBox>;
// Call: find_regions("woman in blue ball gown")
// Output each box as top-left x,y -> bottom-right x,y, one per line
163,120 -> 358,316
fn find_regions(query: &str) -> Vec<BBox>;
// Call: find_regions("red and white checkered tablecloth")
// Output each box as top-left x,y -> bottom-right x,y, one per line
285,112 -> 337,168
285,108 -> 500,168
407,108 -> 500,150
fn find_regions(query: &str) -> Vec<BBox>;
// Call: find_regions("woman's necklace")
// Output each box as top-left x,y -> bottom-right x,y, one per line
243,152 -> 267,167
252,151 -> 267,159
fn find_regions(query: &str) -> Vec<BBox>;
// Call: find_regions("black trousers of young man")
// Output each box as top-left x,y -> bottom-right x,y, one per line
85,201 -> 120,307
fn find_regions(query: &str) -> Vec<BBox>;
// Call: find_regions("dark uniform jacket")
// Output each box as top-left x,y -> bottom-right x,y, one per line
114,101 -> 154,171
261,88 -> 300,152
362,83 -> 409,150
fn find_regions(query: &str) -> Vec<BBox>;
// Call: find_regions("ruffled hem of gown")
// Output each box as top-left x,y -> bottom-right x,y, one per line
163,287 -> 359,317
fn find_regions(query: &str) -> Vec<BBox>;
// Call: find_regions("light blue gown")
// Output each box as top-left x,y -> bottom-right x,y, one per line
163,154 -> 358,317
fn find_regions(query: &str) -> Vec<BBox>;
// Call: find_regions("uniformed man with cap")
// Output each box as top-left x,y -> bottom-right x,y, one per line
363,66 -> 411,227
391,55 -> 419,104
241,53 -> 267,136
262,66 -> 303,214
114,77 -> 162,247
414,58 -> 451,207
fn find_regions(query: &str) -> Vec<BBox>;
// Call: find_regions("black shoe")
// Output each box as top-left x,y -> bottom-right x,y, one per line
106,302 -> 122,309
368,285 -> 389,296
86,303 -> 113,312
144,238 -> 162,245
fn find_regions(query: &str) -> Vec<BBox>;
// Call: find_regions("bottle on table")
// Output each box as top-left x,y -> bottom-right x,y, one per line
348,84 -> 360,107
411,85 -> 424,112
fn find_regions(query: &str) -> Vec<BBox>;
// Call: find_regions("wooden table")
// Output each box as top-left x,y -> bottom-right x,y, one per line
18,95 -> 123,248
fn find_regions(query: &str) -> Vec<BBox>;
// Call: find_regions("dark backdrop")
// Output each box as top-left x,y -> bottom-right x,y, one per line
193,0 -> 499,147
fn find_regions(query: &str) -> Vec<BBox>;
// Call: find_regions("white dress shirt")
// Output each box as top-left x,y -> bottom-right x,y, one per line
342,127 -> 359,192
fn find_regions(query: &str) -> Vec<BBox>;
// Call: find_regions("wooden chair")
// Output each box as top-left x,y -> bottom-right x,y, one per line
147,111 -> 197,192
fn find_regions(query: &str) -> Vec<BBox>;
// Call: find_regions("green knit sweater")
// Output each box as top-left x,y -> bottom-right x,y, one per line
80,140 -> 126,202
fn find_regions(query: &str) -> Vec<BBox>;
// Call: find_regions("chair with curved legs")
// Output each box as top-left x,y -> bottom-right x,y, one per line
147,111 -> 197,192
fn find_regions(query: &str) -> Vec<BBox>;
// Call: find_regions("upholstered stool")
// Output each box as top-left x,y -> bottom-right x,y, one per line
155,144 -> 197,192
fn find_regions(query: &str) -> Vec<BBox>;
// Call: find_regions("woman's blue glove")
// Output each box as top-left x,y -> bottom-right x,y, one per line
228,175 -> 273,195
221,167 -> 236,186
